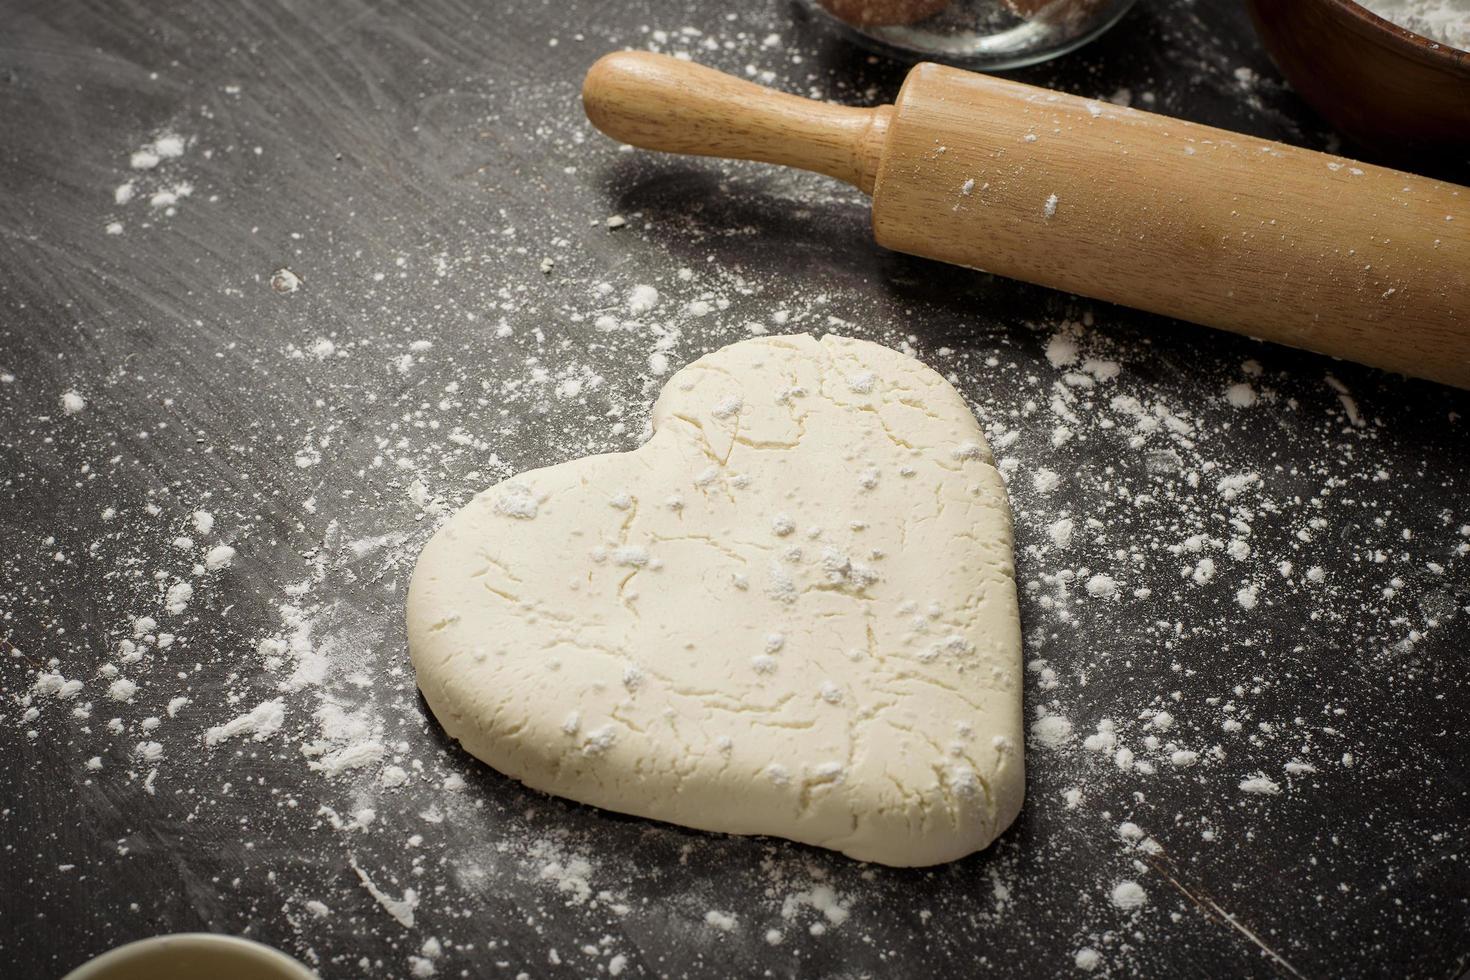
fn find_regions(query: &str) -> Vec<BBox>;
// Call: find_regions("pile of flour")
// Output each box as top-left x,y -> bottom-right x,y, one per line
1358,0 -> 1470,48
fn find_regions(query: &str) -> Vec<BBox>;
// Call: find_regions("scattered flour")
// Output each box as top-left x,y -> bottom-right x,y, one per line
1109,880 -> 1148,909
1047,517 -> 1075,549
1224,382 -> 1257,408
6,18 -> 1458,979
704,910 -> 737,932
627,284 -> 659,314
204,544 -> 237,570
1239,775 -> 1282,795
352,860 -> 419,928
204,699 -> 285,745
1031,713 -> 1073,749
164,581 -> 194,614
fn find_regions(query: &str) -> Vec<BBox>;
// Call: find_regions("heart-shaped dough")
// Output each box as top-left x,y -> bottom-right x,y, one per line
408,334 -> 1023,866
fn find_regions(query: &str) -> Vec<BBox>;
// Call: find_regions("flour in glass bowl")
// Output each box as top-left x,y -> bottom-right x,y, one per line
1355,0 -> 1470,49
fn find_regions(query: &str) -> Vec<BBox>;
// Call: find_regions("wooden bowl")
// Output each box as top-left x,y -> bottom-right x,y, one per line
1246,0 -> 1470,163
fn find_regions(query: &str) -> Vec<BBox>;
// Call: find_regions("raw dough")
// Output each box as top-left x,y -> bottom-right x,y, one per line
407,334 -> 1023,866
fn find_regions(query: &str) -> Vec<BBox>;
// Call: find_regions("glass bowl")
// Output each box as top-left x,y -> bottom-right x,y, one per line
799,0 -> 1139,70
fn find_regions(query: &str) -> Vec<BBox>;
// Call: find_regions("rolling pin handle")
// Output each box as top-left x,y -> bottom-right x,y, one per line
582,51 -> 890,193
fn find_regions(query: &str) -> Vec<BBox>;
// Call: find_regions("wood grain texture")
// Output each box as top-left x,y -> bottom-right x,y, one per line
871,64 -> 1470,388
583,51 -> 891,194
585,53 -> 1470,388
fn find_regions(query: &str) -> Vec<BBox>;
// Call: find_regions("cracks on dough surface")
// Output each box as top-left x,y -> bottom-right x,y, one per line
538,638 -> 628,663
881,768 -> 925,815
615,491 -> 640,538
772,364 -> 813,445
690,692 -> 799,717
610,703 -> 647,735
616,568 -> 642,617
872,672 -> 988,714
677,361 -> 741,387
802,581 -> 878,601
871,410 -> 918,453
424,334 -> 1018,857
669,412 -> 724,467
514,597 -> 578,625
608,482 -> 645,615
969,755 -> 1001,834
470,552 -> 524,585
930,761 -> 971,833
479,580 -> 521,605
637,660 -> 804,717
646,530 -> 749,567
864,618 -> 884,666
842,393 -> 921,454
731,433 -> 803,451
664,363 -> 743,465
884,715 -> 953,760
745,716 -> 817,732
792,703 -> 864,817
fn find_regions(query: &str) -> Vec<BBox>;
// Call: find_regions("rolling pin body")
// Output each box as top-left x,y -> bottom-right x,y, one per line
583,52 -> 1470,388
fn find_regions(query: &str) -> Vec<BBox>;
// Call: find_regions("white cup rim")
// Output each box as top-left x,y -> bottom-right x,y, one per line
61,933 -> 316,980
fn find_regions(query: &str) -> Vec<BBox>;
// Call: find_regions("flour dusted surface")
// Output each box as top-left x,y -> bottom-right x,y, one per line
3,1 -> 1468,977
408,334 -> 1024,867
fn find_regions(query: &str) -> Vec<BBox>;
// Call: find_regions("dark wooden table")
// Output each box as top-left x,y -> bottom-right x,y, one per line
2,1 -> 1467,977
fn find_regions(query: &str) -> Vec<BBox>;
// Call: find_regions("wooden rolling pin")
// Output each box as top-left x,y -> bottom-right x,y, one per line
582,52 -> 1470,389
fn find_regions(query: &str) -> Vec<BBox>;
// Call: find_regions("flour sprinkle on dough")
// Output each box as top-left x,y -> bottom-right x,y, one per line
408,333 -> 1023,866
